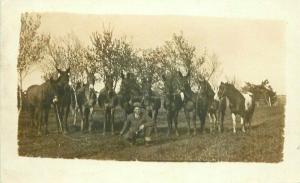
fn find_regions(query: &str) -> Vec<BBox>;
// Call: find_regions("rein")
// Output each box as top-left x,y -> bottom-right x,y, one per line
71,85 -> 79,109
54,103 -> 82,141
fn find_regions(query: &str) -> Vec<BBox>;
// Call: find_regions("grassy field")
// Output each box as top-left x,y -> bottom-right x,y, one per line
18,101 -> 285,162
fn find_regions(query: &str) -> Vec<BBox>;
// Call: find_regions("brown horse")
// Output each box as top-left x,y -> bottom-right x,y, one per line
217,82 -> 255,133
207,96 -> 227,133
54,67 -> 71,133
141,76 -> 161,134
118,72 -> 142,119
177,71 -> 215,135
162,72 -> 183,136
98,75 -> 118,135
26,68 -> 70,135
76,71 -> 97,132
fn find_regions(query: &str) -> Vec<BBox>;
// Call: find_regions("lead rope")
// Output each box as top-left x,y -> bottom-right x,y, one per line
54,103 -> 63,132
54,103 -> 83,142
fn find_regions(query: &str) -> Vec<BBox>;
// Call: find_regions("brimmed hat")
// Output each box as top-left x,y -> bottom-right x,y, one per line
133,102 -> 143,108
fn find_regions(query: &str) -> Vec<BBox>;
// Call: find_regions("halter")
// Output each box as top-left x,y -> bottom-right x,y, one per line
218,86 -> 226,99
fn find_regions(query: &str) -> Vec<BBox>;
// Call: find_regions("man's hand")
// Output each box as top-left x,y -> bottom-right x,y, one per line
139,124 -> 144,130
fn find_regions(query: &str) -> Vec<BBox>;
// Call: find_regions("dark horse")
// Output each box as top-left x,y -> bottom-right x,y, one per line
217,82 -> 255,133
177,72 -> 215,135
207,94 -> 227,133
54,67 -> 72,133
162,72 -> 183,136
98,75 -> 118,135
76,71 -> 97,132
141,76 -> 161,134
26,68 -> 70,135
118,72 -> 142,119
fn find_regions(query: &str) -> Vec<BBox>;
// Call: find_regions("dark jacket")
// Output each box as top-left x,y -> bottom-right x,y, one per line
120,112 -> 153,140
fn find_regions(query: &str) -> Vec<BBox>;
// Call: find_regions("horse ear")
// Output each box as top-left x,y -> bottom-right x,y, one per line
49,77 -> 56,85
186,70 -> 191,78
121,72 -> 125,79
55,66 -> 62,74
126,72 -> 131,79
178,71 -> 183,78
162,74 -> 166,81
148,77 -> 152,84
85,68 -> 89,75
66,67 -> 70,73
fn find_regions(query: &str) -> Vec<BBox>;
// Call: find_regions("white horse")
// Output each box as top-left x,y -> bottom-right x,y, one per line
217,82 -> 255,133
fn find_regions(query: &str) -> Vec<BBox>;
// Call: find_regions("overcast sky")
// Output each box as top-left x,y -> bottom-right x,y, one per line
24,13 -> 286,94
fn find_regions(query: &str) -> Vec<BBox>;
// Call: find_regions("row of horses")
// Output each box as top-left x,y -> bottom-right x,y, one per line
22,67 -> 256,137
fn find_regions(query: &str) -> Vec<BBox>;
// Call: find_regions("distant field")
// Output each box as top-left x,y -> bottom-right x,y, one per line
18,100 -> 285,162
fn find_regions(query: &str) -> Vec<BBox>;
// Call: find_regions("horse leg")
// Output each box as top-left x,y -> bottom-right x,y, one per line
166,111 -> 172,137
199,112 -> 206,133
231,113 -> 237,133
60,107 -> 66,133
103,108 -> 107,136
192,111 -> 196,136
184,110 -> 191,136
72,106 -> 77,126
213,113 -> 217,133
220,111 -> 225,133
44,107 -> 50,135
240,116 -> 246,133
88,107 -> 93,133
28,106 -> 35,135
37,108 -> 42,136
208,113 -> 213,133
153,109 -> 158,135
64,105 -> 70,133
79,107 -> 84,132
111,108 -> 115,135
174,111 -> 179,137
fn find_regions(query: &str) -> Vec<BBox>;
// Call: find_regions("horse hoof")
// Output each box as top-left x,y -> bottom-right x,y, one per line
102,132 -> 106,136
175,132 -> 179,137
193,131 -> 197,136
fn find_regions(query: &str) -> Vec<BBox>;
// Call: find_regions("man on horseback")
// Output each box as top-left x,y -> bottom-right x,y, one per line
120,102 -> 154,145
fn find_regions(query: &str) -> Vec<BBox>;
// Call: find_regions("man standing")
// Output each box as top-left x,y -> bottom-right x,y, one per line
120,102 -> 154,145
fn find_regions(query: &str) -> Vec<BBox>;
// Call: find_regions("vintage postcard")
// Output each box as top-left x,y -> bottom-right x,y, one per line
1,0 -> 300,183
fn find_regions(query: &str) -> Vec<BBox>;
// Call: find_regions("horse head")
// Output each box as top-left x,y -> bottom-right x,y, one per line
162,72 -> 182,109
120,72 -> 141,97
218,82 -> 236,99
55,66 -> 70,89
85,69 -> 96,88
141,76 -> 153,106
104,75 -> 115,97
198,79 -> 213,96
177,70 -> 192,96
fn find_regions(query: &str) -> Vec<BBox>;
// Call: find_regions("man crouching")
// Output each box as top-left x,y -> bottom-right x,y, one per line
120,102 -> 153,145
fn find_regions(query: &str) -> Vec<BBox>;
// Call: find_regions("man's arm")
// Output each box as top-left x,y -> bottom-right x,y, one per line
120,118 -> 131,136
142,115 -> 154,128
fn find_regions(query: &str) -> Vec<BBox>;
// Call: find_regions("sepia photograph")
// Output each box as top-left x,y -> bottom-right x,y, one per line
17,13 -> 285,162
1,0 -> 300,182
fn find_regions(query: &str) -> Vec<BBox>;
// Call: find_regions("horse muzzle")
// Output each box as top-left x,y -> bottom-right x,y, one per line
53,96 -> 59,104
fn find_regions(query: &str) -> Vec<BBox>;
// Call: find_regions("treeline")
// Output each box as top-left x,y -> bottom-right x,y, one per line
17,13 -> 223,109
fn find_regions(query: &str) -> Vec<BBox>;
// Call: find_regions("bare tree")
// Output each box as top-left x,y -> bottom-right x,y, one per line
17,13 -> 50,113
43,33 -> 87,84
162,32 -> 222,91
197,51 -> 222,88
163,32 -> 197,74
87,28 -> 137,89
